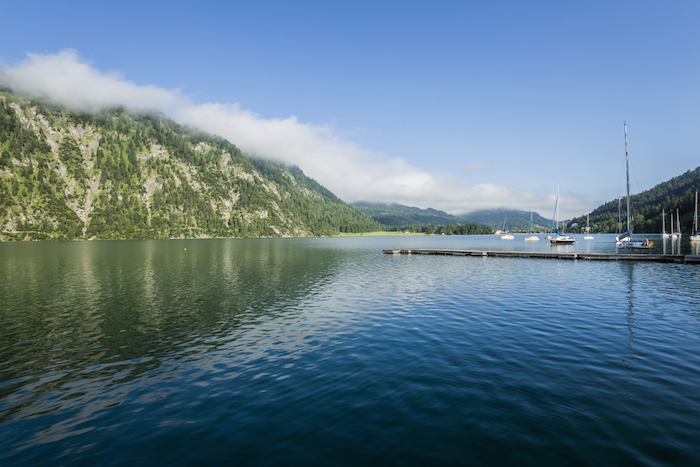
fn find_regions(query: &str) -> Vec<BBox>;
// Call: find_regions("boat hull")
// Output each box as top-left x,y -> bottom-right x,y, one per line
616,236 -> 653,251
550,237 -> 575,245
617,244 -> 652,251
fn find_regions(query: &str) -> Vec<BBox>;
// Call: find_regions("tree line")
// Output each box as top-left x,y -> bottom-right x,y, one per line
568,167 -> 700,234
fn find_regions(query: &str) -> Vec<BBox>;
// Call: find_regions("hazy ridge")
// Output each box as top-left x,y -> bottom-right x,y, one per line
353,202 -> 554,232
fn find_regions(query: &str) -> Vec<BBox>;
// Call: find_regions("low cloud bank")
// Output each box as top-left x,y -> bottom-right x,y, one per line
0,49 -> 587,218
1,50 -> 185,112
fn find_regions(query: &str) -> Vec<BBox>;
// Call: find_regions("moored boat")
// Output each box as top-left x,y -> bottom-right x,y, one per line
524,209 -> 539,241
500,214 -> 514,239
584,214 -> 593,240
549,183 -> 575,245
691,190 -> 700,242
615,122 -> 652,251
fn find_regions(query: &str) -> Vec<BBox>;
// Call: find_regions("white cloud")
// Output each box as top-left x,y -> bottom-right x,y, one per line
0,50 -> 589,218
0,50 -> 185,112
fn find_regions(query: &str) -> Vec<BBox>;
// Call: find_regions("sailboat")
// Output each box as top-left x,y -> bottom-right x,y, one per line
584,213 -> 594,240
615,122 -> 652,251
549,183 -> 575,245
500,214 -> 514,239
525,209 -> 539,241
676,209 -> 682,239
662,209 -> 670,239
671,209 -> 679,239
691,190 -> 700,242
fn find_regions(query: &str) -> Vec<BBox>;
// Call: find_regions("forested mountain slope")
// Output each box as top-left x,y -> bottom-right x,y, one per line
0,92 -> 380,240
352,202 -> 547,233
569,167 -> 700,234
351,201 -> 468,227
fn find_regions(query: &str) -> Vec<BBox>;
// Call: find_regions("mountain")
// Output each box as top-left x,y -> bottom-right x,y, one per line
0,91 -> 381,240
351,201 -> 467,227
568,167 -> 700,234
351,202 -> 551,234
461,209 -> 553,232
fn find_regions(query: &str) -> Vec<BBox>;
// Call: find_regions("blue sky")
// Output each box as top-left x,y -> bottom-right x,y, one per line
2,1 -> 699,218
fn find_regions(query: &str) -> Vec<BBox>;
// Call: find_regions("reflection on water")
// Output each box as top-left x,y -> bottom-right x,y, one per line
661,236 -> 688,255
619,263 -> 640,393
0,240 -> 345,425
1,237 -> 700,466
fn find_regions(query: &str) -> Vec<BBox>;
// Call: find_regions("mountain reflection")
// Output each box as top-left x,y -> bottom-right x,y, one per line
0,239 -> 345,427
2,236 -> 699,465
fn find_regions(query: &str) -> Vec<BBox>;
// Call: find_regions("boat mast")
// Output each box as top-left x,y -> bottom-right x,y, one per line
662,209 -> 666,235
557,182 -> 560,233
624,122 -> 631,235
694,190 -> 698,234
550,185 -> 559,235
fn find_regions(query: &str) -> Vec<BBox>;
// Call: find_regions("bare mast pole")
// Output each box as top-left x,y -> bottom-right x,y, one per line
557,182 -> 560,234
625,122 -> 631,236
692,190 -> 700,235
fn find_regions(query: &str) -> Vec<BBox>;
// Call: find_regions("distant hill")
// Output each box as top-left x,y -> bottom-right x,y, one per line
569,166 -> 700,234
351,202 -> 467,227
351,202 -> 555,233
461,209 -> 553,232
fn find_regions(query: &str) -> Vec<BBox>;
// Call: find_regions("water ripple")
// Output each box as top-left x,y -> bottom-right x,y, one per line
1,238 -> 699,465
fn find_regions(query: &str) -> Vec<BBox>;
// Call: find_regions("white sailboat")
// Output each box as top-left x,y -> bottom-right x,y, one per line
616,122 -> 652,251
549,183 -> 575,245
676,209 -> 682,239
584,213 -> 594,240
662,209 -> 670,239
671,208 -> 679,239
691,190 -> 700,242
501,214 -> 514,239
524,209 -> 539,241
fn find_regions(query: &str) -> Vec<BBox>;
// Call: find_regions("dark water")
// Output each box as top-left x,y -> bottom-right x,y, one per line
1,236 -> 699,466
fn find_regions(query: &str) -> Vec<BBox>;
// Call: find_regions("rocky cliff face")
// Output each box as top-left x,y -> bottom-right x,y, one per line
0,93 -> 378,240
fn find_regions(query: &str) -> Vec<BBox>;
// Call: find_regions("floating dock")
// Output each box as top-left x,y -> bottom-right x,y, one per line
383,249 -> 700,264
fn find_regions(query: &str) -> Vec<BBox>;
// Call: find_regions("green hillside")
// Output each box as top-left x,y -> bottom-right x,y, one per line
461,209 -> 553,232
351,201 -> 467,227
350,201 -> 492,235
352,201 -> 552,234
568,167 -> 700,234
0,92 -> 381,240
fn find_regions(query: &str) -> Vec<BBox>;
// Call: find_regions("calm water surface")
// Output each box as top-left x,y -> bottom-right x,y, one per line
1,235 -> 699,466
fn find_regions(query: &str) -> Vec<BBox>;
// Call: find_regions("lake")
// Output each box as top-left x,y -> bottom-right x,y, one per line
1,235 -> 700,465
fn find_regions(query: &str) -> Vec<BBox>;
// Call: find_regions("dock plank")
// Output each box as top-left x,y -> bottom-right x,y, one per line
383,249 -> 699,265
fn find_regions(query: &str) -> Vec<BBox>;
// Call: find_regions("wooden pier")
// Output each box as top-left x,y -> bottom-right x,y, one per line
383,249 -> 700,264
